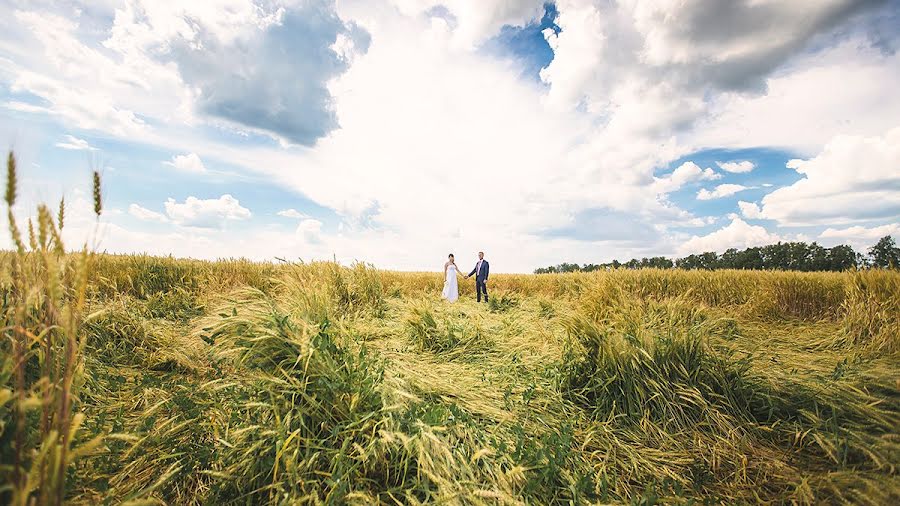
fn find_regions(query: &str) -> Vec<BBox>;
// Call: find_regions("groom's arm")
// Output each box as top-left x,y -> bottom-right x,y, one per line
468,266 -> 477,277
484,262 -> 489,280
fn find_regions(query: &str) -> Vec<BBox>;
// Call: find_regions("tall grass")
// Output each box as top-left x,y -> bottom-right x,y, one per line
840,270 -> 900,354
1,151 -> 103,505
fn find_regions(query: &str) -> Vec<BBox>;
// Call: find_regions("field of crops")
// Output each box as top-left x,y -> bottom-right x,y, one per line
2,250 -> 899,505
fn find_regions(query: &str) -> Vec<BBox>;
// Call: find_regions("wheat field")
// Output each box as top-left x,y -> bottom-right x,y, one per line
3,245 -> 899,504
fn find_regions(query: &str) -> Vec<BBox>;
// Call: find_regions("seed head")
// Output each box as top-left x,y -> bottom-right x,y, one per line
5,151 -> 16,207
92,171 -> 102,217
38,204 -> 50,249
28,218 -> 37,251
58,196 -> 65,231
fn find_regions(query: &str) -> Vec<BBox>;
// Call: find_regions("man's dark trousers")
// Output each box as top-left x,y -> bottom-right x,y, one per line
476,278 -> 488,302
468,260 -> 489,302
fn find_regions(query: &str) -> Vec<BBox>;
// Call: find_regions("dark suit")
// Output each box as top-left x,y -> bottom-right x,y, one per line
468,260 -> 490,302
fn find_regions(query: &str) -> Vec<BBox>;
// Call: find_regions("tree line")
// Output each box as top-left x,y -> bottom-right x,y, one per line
534,235 -> 900,273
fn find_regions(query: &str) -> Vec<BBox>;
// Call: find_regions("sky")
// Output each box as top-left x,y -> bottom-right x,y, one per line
1,0 -> 899,272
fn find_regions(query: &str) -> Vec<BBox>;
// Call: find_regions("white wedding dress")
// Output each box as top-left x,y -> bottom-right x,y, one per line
442,264 -> 459,302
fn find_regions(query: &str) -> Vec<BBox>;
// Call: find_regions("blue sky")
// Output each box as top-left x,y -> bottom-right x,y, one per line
1,0 -> 899,272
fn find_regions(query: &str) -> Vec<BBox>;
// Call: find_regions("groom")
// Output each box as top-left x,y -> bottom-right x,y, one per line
466,251 -> 489,302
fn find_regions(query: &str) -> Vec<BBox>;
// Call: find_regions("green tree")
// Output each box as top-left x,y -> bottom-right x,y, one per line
868,235 -> 900,268
827,244 -> 859,271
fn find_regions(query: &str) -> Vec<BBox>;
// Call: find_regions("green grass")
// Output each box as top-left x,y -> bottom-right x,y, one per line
2,257 -> 899,504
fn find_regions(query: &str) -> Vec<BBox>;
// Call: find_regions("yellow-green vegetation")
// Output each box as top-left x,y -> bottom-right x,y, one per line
0,258 -> 896,505
2,156 -> 899,504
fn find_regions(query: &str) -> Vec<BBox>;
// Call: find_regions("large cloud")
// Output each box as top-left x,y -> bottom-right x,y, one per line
679,218 -> 784,255
540,0 -> 886,129
624,0 -> 881,91
759,127 -> 900,226
694,40 -> 900,155
819,223 -> 900,251
105,0 -> 370,146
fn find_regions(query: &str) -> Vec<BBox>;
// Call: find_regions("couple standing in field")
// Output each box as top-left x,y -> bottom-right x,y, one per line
442,251 -> 489,303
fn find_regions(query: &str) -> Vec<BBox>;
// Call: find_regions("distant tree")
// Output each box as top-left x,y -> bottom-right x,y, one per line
868,235 -> 900,268
676,254 -> 700,270
697,252 -> 718,270
533,237 -> 880,273
646,256 -> 673,269
719,248 -> 738,269
827,244 -> 859,271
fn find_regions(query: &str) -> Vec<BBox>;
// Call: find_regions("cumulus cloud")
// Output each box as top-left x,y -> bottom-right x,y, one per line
653,161 -> 721,194
296,218 -> 324,244
737,201 -> 762,219
277,208 -> 307,219
129,203 -> 169,223
678,218 -> 783,255
163,195 -> 251,228
55,135 -> 97,151
759,127 -> 900,226
164,153 -> 206,173
540,0 -> 882,126
625,0 -> 878,92
694,41 -> 900,155
716,160 -> 754,173
146,2 -> 370,145
697,184 -> 750,200
819,223 -> 900,252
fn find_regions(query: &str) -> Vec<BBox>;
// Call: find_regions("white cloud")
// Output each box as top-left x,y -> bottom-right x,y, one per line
653,161 -> 721,194
716,160 -> 754,173
539,0 -> 883,132
164,153 -> 206,173
7,10 -> 159,137
128,203 -> 169,223
296,218 -> 323,244
163,195 -> 251,228
383,0 -> 545,49
277,208 -> 307,219
55,135 -> 97,151
697,184 -> 750,200
679,218 -> 783,255
737,201 -> 762,219
759,127 -> 900,226
694,40 -> 900,155
819,223 -> 900,251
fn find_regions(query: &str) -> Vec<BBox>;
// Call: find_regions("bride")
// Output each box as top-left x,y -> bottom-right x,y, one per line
442,253 -> 462,302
